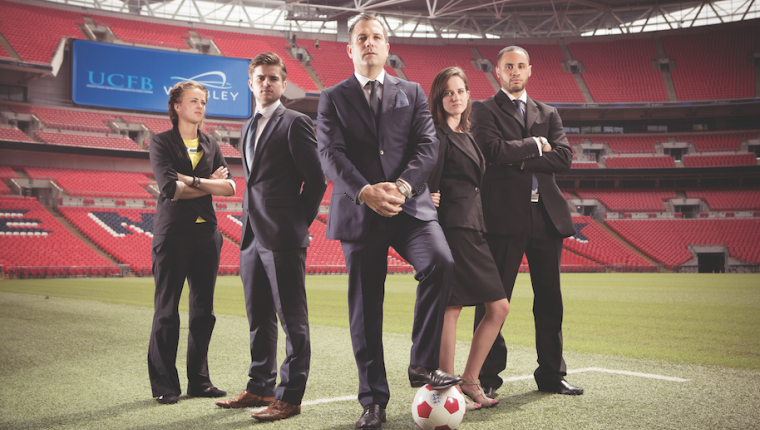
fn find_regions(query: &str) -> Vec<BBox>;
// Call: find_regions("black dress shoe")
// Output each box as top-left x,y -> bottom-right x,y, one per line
481,385 -> 497,399
356,404 -> 386,430
409,366 -> 462,390
187,386 -> 227,398
157,394 -> 178,404
539,380 -> 584,395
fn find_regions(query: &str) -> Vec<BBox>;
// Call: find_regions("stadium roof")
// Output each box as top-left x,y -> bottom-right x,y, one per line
45,0 -> 760,39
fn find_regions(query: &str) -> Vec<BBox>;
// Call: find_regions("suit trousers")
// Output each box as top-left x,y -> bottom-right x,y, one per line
475,199 -> 567,389
240,232 -> 310,405
341,212 -> 454,408
148,223 -> 222,397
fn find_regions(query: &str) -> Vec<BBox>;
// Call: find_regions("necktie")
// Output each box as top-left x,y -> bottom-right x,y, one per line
515,99 -> 539,194
368,80 -> 381,126
246,112 -> 262,172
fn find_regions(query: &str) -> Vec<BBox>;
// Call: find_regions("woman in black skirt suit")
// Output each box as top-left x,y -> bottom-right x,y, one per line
428,67 -> 509,409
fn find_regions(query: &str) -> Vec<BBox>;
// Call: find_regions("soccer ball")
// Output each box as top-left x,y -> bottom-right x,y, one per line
411,384 -> 466,430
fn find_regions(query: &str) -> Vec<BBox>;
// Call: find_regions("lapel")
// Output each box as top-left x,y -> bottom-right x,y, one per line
378,74 -> 400,140
341,76 -> 377,138
250,104 -> 285,180
495,90 -> 525,131
240,115 -> 255,177
442,123 -> 481,172
172,126 -> 195,173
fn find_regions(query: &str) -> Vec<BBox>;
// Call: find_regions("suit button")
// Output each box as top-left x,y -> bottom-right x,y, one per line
379,150 -> 384,155
475,187 -> 479,192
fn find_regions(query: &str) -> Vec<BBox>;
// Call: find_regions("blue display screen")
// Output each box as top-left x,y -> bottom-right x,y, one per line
72,40 -> 251,118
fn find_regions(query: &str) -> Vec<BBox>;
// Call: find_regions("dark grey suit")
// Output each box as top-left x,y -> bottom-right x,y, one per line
238,103 -> 326,405
317,74 -> 454,408
471,90 -> 576,390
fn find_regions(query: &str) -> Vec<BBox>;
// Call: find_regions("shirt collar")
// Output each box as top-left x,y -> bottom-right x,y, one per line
354,69 -> 386,88
256,99 -> 281,119
501,88 -> 528,104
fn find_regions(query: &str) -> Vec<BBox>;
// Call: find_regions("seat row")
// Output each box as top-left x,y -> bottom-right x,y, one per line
0,0 -> 755,101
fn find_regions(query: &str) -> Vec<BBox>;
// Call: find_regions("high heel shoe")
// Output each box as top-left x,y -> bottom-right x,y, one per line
460,378 -> 499,408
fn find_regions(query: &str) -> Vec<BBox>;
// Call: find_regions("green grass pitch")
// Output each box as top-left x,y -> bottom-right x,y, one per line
1,273 -> 759,429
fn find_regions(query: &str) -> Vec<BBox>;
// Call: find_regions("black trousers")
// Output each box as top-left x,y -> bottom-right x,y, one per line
148,223 -> 222,397
341,212 -> 454,408
475,200 -> 567,390
240,231 -> 310,406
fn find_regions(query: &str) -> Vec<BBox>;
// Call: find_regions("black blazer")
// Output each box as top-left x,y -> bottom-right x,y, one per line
427,124 -> 486,232
471,91 -> 575,238
150,126 -> 231,235
239,104 -> 326,251
317,74 -> 439,241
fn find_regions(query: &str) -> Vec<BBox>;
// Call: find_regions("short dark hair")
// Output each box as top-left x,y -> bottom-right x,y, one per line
428,67 -> 472,132
167,81 -> 208,127
248,52 -> 287,81
348,13 -> 388,43
497,46 -> 530,67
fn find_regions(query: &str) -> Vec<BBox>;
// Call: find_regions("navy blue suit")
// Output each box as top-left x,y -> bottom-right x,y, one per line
317,74 -> 454,408
238,103 -> 326,405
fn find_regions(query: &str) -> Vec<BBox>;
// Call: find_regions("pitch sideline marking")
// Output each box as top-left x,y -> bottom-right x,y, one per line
246,368 -> 688,411
504,367 -> 689,383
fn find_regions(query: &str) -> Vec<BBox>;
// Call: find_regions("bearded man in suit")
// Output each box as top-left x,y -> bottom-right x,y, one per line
470,46 -> 584,397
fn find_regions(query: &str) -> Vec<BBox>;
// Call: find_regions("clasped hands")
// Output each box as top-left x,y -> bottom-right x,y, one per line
360,182 -> 406,218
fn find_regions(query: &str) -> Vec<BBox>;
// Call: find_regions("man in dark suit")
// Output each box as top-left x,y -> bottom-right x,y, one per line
317,14 -> 459,430
470,46 -> 584,396
214,52 -> 326,421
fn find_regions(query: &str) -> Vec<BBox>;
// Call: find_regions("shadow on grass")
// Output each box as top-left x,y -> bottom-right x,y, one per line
0,399 -> 157,430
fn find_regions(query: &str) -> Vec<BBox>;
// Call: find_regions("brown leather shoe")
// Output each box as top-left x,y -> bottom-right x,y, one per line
215,391 -> 274,408
252,400 -> 301,421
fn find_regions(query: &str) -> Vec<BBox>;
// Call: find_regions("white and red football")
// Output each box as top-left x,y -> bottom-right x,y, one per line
411,384 -> 466,430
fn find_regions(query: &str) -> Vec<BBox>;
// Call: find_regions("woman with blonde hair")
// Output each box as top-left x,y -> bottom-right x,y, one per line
147,81 -> 236,404
428,67 -> 510,410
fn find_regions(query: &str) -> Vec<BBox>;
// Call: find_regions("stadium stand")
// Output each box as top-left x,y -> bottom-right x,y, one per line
568,39 -> 668,102
517,251 -> 604,273
59,207 -> 239,275
477,44 -> 586,103
24,167 -> 153,199
677,132 -> 755,152
320,181 -> 334,206
685,188 -> 760,211
0,127 -> 35,143
0,0 -> 84,63
31,106 -> 116,133
574,188 -> 678,212
603,156 -> 676,169
0,165 -> 16,179
0,196 -> 118,277
571,161 -> 599,168
34,131 -> 144,151
663,26 -> 755,100
297,39 -> 397,89
607,219 -> 760,268
682,154 -> 756,168
196,29 -> 318,92
92,15 -> 190,50
564,216 -> 654,270
389,43 -> 494,100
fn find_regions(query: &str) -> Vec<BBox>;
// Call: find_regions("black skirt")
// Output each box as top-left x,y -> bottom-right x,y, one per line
443,228 -> 507,306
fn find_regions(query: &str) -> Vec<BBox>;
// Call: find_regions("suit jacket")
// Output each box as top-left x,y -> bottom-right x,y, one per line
150,126 -> 232,235
427,124 -> 486,232
239,104 -> 326,251
470,91 -> 575,238
317,74 -> 439,241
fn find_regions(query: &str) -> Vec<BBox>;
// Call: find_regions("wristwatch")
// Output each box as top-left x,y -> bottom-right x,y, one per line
539,136 -> 549,147
395,180 -> 412,198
